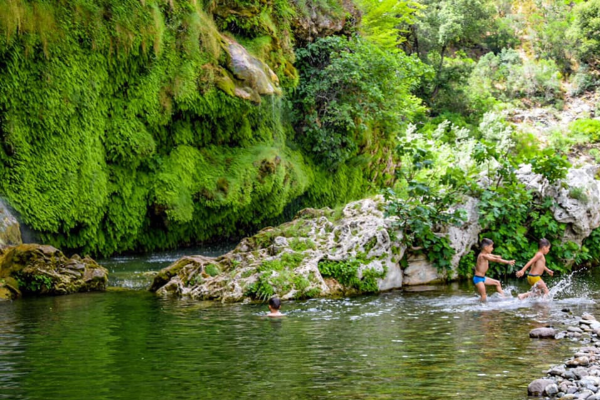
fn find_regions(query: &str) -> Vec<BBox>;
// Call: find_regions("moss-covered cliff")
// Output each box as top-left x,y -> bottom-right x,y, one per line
0,0 -> 380,256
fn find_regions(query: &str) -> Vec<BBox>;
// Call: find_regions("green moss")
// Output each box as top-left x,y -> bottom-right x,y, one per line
204,264 -> 220,277
0,0 -> 375,257
280,251 -> 306,268
318,258 -> 386,294
258,259 -> 285,272
288,237 -> 316,251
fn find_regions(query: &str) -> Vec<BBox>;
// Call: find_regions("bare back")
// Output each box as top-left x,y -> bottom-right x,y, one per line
528,252 -> 546,275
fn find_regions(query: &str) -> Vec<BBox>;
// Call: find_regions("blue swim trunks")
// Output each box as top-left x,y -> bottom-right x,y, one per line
473,275 -> 486,285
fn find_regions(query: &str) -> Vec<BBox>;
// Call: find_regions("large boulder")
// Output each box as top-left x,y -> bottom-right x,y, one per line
0,200 -> 22,247
516,165 -> 600,246
152,197 -> 404,301
151,196 -> 481,301
0,244 -> 108,300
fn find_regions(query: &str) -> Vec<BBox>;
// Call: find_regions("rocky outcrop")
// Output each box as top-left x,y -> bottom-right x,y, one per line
151,196 -> 481,301
0,244 -> 108,300
0,200 -> 21,247
516,165 -> 600,246
220,36 -> 282,103
291,0 -> 361,44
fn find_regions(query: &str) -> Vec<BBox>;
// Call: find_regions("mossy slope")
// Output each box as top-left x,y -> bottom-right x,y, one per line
0,0 -> 367,256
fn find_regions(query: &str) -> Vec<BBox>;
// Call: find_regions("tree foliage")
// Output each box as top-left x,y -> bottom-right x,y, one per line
291,36 -> 426,169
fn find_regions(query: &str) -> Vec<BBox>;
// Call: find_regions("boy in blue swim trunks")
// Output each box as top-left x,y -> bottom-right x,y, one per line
516,238 -> 553,300
474,238 -> 516,301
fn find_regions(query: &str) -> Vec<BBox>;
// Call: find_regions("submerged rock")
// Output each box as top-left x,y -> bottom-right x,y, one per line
151,196 -> 481,302
0,200 -> 21,247
0,244 -> 108,300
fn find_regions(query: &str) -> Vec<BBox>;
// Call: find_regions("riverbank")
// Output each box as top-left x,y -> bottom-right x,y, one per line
528,312 -> 600,398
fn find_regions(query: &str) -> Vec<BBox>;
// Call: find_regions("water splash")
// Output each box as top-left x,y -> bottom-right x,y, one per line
546,269 -> 596,301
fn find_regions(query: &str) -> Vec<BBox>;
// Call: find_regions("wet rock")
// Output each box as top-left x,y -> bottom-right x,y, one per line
583,314 -> 597,321
570,327 -> 585,333
549,366 -> 567,377
222,36 -> 281,103
557,331 -> 568,340
530,327 -> 557,339
0,244 -> 108,299
528,379 -> 555,396
547,384 -> 559,396
0,200 -> 21,247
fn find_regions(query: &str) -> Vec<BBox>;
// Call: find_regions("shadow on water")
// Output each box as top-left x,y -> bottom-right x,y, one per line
1,261 -> 599,400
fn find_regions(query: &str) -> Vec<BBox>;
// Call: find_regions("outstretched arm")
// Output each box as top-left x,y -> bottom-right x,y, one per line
484,254 -> 516,265
516,254 -> 541,278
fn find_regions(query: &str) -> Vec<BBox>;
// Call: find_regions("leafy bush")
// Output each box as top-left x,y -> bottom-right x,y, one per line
468,49 -> 563,105
384,134 -> 469,271
530,150 -> 571,184
318,258 -> 386,293
570,119 -> 600,142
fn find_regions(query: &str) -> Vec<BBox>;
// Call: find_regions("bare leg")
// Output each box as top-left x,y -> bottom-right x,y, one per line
518,291 -> 532,300
475,281 -> 487,302
537,280 -> 549,296
485,277 -> 505,297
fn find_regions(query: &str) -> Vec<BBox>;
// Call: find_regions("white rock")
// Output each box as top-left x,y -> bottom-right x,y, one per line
516,165 -> 600,246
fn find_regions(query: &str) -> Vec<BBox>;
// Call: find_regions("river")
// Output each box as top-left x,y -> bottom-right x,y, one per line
1,246 -> 598,399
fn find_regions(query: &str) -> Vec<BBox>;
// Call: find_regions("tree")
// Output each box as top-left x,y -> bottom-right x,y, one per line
569,0 -> 600,69
355,0 -> 423,52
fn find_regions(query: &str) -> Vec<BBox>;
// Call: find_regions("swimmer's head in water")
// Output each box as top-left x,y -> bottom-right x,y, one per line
269,297 -> 281,310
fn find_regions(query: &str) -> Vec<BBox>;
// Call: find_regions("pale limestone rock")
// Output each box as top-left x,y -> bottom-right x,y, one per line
152,195 -> 481,301
516,164 -> 600,246
403,255 -> 441,286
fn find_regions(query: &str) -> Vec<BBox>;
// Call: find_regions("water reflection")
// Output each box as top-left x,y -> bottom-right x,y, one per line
0,267 -> 598,399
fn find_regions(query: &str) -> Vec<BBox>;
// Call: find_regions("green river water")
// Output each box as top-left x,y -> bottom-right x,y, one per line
1,245 -> 599,400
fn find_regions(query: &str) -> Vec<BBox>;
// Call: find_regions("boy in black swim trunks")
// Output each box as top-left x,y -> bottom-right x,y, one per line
474,238 -> 515,301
